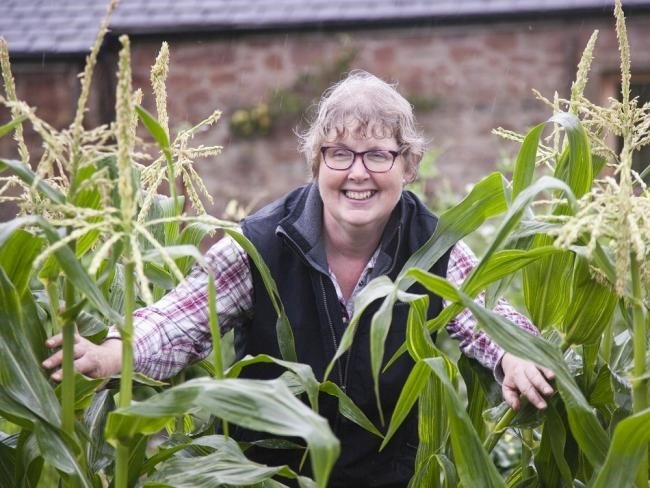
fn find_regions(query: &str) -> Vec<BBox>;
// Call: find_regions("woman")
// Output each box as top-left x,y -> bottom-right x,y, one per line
44,70 -> 554,486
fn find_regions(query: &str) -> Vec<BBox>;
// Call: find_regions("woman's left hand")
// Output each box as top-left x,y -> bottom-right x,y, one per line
500,352 -> 555,411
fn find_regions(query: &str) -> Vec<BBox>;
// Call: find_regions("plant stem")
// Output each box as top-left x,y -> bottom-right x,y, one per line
115,259 -> 136,488
483,406 -> 516,453
208,272 -> 228,437
630,254 -> 648,487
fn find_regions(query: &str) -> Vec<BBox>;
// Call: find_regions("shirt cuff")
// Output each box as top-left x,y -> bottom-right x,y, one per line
493,349 -> 506,384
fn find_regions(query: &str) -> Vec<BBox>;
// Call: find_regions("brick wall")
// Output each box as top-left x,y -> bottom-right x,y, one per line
2,13 -> 650,222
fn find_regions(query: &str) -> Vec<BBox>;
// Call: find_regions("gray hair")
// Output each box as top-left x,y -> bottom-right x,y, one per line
298,70 -> 425,182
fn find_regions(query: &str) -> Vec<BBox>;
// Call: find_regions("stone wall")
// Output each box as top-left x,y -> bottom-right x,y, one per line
2,12 -> 649,222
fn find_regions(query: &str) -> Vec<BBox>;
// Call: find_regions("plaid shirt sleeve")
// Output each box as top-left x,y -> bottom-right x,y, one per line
106,236 -> 253,379
445,240 -> 540,379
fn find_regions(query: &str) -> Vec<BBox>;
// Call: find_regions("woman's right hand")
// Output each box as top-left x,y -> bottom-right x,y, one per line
42,334 -> 123,381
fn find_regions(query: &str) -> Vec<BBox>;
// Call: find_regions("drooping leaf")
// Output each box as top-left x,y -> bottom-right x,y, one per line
106,377 -> 339,488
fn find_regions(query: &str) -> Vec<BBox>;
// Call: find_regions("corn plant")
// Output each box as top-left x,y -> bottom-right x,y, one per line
0,3 -> 346,486
320,1 -> 648,486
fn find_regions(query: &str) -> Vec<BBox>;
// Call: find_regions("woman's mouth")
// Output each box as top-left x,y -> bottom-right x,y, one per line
343,190 -> 376,200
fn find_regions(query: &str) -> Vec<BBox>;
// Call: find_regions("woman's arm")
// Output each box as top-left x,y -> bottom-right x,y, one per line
43,236 -> 253,380
445,240 -> 555,410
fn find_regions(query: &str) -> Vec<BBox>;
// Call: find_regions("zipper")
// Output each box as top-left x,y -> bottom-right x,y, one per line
320,274 -> 345,388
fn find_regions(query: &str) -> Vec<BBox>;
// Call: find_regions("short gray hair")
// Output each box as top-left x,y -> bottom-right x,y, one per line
298,70 -> 425,182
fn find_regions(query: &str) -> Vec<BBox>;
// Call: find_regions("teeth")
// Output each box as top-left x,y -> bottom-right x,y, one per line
345,190 -> 374,200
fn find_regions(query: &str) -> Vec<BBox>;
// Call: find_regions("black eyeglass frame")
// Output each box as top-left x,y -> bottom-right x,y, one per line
320,146 -> 400,173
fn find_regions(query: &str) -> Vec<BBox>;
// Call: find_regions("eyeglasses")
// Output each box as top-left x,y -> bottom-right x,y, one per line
320,146 -> 399,173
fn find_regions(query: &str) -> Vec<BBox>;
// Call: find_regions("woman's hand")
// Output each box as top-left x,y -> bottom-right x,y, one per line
500,352 -> 555,411
42,334 -> 122,381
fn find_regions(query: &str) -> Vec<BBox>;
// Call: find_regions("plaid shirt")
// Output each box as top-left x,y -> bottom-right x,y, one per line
108,237 -> 538,380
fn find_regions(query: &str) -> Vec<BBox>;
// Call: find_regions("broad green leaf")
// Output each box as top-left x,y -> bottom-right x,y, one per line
0,159 -> 65,204
453,290 -> 609,467
84,390 -> 115,472
512,121 -> 546,198
0,440 -> 16,488
534,403 -> 573,487
225,229 -> 297,362
561,257 -> 617,346
523,234 -> 574,330
0,228 -> 43,296
144,435 -> 303,487
324,275 -> 395,381
226,354 -> 320,411
33,421 -> 90,486
385,245 -> 564,371
54,373 -> 105,411
590,409 -> 650,488
106,377 -> 339,488
399,172 -> 507,289
0,269 -> 61,428
550,112 -> 593,199
512,112 -> 592,200
425,358 -> 506,487
381,360 -> 431,450
136,105 -> 172,165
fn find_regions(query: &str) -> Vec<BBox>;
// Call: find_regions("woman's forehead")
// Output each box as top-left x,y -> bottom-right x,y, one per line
324,119 -> 396,142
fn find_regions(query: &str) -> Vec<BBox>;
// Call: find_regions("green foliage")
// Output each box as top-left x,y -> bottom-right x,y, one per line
0,1 -> 648,487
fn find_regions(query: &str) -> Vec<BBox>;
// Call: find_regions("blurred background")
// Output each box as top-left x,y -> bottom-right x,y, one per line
1,0 -> 649,222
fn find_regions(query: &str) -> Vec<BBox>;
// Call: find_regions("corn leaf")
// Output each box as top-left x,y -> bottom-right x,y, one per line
225,229 -> 297,363
424,357 -> 506,487
106,377 -> 339,488
590,409 -> 650,488
0,159 -> 65,204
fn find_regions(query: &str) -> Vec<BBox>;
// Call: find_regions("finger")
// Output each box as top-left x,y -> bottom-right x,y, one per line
42,349 -> 64,370
540,366 -> 556,381
520,382 -> 547,409
50,368 -> 63,382
502,384 -> 521,411
45,333 -> 64,349
525,367 -> 554,397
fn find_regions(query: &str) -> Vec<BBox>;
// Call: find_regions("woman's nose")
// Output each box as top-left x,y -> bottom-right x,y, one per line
347,154 -> 370,179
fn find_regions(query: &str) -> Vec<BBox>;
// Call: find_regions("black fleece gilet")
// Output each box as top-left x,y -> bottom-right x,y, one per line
238,183 -> 451,487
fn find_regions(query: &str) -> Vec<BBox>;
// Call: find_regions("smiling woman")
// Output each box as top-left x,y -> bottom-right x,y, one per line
42,69 -> 553,487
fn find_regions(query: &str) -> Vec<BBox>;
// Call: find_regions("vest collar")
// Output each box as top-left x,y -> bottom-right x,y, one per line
275,182 -> 403,277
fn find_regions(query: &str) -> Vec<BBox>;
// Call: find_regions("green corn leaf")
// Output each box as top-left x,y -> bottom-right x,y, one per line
225,228 -> 297,362
534,403 -> 574,487
512,121 -> 546,198
424,357 -> 506,487
381,360 -> 431,450
226,354 -> 320,412
0,440 -> 16,488
561,257 -> 617,346
33,421 -> 91,486
106,377 -> 339,488
453,290 -> 609,468
0,268 -> 61,429
512,112 -> 592,200
0,115 -> 27,138
590,409 -> 650,488
0,228 -> 43,296
399,172 -> 507,289
324,275 -> 395,381
136,105 -> 172,165
319,381 -> 383,438
523,234 -> 574,330
177,222 -> 215,274
143,435 -> 306,487
84,390 -> 115,472
0,159 -> 65,204
550,112 -> 593,199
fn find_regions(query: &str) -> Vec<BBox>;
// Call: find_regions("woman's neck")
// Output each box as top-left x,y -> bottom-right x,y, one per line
323,212 -> 384,262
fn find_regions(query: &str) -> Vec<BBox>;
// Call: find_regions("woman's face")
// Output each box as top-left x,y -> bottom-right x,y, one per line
318,125 -> 405,238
